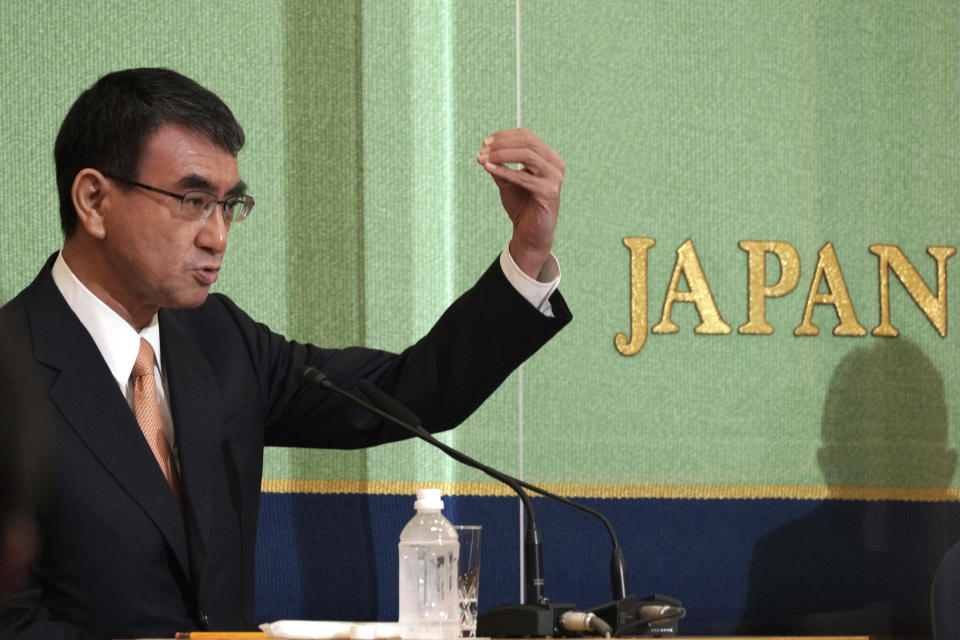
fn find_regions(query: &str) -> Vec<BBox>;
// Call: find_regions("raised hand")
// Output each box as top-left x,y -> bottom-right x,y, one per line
478,128 -> 566,279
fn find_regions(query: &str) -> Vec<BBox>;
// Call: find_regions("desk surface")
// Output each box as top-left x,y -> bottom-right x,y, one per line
128,636 -> 878,640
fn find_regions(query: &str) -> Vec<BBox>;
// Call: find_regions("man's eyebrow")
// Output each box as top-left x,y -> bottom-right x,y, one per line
228,180 -> 248,197
177,173 -> 248,196
177,173 -> 215,191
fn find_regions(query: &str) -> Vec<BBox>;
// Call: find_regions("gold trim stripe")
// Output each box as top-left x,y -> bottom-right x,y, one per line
260,479 -> 960,502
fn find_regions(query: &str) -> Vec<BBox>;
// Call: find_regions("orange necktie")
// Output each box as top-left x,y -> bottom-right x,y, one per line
132,338 -> 181,496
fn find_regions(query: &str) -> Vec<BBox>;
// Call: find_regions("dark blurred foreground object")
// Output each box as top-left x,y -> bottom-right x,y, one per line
0,356 -> 40,610
933,540 -> 960,640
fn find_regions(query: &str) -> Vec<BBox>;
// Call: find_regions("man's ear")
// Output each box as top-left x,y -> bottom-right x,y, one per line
71,169 -> 109,239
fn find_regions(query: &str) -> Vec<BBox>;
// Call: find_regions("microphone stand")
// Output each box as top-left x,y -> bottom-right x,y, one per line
299,367 -> 685,636
299,367 -> 575,636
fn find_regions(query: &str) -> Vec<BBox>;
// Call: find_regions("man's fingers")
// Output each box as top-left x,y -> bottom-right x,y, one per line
482,160 -> 549,193
479,148 -> 563,181
480,144 -> 564,175
479,128 -> 565,173
482,161 -> 562,206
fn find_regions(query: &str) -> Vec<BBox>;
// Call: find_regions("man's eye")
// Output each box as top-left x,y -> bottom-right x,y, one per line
184,195 -> 207,209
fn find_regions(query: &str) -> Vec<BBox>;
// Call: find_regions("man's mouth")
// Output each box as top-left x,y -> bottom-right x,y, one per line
193,266 -> 220,285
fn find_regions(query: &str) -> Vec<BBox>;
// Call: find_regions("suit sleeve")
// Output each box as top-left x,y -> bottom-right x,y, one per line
210,258 -> 571,449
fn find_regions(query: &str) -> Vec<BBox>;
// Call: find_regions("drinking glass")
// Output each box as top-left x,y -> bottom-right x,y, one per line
454,525 -> 482,638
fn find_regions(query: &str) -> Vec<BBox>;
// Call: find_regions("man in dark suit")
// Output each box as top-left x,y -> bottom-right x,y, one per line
0,68 -> 570,639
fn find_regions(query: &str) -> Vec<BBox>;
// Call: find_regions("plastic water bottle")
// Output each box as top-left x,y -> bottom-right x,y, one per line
398,488 -> 460,639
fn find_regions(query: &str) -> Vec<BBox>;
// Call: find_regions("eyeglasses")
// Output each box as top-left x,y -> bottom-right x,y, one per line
102,173 -> 255,223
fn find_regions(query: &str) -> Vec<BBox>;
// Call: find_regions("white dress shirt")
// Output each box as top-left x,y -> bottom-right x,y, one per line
499,247 -> 561,317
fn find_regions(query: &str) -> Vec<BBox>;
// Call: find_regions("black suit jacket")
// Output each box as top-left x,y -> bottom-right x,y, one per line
0,254 -> 570,640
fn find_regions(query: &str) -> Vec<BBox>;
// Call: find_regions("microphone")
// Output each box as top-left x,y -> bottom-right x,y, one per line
297,366 -> 685,636
348,376 -> 630,599
347,376 -> 686,636
297,366 -> 570,635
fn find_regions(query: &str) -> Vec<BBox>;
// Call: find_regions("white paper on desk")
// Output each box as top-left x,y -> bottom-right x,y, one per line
259,619 -> 401,639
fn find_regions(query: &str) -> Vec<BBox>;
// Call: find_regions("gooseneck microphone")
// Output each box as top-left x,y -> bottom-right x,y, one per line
349,377 -> 630,602
298,366 -> 550,609
297,365 -> 684,637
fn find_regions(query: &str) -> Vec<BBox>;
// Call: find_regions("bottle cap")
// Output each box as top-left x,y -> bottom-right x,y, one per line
414,488 -> 443,511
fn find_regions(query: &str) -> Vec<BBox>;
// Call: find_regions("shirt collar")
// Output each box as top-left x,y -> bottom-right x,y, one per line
51,251 -> 162,390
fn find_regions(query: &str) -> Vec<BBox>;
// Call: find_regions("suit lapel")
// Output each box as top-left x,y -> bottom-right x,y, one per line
24,261 -> 192,580
159,309 -> 224,587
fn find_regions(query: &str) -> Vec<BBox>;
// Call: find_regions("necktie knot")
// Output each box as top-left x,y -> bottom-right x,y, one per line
134,338 -> 155,378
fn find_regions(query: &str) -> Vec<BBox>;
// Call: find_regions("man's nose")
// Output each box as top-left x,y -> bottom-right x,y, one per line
196,206 -> 229,253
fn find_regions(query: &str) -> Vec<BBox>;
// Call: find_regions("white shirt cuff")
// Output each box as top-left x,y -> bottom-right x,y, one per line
499,247 -> 561,318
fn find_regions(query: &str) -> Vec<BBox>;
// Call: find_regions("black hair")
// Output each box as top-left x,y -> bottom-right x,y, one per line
54,68 -> 245,236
